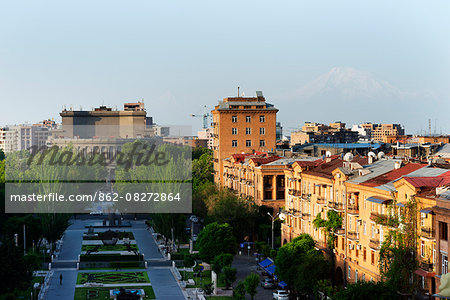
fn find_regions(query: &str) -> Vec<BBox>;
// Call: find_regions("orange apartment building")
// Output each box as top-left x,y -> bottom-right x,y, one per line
280,152 -> 450,289
212,91 -> 278,186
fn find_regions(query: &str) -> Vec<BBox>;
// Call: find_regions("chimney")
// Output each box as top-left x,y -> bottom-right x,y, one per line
394,161 -> 402,169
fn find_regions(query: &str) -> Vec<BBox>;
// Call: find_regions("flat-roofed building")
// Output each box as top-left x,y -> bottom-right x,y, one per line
212,91 -> 278,186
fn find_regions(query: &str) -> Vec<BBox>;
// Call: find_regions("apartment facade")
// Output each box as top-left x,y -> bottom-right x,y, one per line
0,125 -> 50,153
212,91 -> 278,186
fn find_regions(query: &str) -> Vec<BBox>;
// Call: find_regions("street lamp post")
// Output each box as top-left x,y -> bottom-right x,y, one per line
267,212 -> 279,249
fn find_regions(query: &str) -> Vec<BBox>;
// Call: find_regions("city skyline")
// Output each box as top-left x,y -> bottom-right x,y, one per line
1,1 -> 449,134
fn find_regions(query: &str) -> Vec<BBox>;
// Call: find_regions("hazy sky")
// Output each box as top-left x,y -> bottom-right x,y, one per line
1,1 -> 449,134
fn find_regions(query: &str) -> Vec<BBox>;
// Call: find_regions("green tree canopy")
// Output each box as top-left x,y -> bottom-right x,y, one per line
333,281 -> 395,300
244,273 -> 259,300
212,253 -> 233,274
312,210 -> 343,249
275,234 -> 329,294
196,222 -> 236,263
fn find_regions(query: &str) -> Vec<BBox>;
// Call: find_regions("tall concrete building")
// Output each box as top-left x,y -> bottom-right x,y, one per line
59,102 -> 153,139
0,125 -> 50,153
212,91 -> 278,186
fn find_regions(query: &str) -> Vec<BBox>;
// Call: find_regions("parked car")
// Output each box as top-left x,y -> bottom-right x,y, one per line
273,290 -> 289,300
261,278 -> 275,289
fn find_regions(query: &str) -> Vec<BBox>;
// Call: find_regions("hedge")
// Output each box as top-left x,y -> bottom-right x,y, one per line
80,254 -> 143,262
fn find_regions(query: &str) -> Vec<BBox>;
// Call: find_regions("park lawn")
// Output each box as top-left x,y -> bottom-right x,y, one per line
74,286 -> 156,300
81,244 -> 139,252
77,272 -> 149,284
181,270 -> 226,288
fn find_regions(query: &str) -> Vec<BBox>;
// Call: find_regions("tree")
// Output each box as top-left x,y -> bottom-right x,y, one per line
233,280 -> 246,300
312,210 -> 343,249
39,213 -> 71,251
333,281 -> 395,300
212,253 -> 234,274
192,151 -> 214,192
196,222 -> 236,263
223,266 -> 237,289
275,234 -> 329,295
379,197 -> 418,295
0,239 -> 37,293
0,149 -> 5,161
244,273 -> 259,300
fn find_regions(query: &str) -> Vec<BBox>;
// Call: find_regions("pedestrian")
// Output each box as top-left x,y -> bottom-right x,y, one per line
59,274 -> 63,285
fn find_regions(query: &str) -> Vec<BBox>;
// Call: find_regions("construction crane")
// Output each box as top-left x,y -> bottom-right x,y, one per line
190,105 -> 211,129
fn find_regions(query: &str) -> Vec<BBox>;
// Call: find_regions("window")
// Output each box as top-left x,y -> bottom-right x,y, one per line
371,225 -> 375,238
362,273 -> 366,282
246,128 -> 251,135
363,221 -> 367,235
260,115 -> 265,122
421,241 -> 425,258
232,116 -> 237,123
260,127 -> 265,135
443,254 -> 448,275
246,140 -> 251,147
355,270 -> 358,283
348,216 -> 352,230
440,222 -> 448,241
246,116 -> 251,123
232,140 -> 237,147
232,128 -> 237,135
363,248 -> 367,261
371,251 -> 375,265
260,140 -> 265,147
341,237 -> 345,250
348,266 -> 351,279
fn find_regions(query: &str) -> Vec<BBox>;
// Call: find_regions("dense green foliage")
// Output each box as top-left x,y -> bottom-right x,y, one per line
379,198 -> 418,294
196,222 -> 236,263
243,273 -> 259,300
312,210 -> 343,249
333,281 -> 396,300
212,253 -> 234,274
275,234 -> 329,294
222,266 -> 237,289
233,280 -> 246,300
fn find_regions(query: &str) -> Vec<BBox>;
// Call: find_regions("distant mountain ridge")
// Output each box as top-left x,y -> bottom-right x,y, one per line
289,66 -> 409,100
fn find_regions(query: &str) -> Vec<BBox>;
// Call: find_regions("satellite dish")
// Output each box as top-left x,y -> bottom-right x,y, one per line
343,152 -> 354,162
325,151 -> 332,158
377,152 -> 385,159
368,151 -> 376,158
279,212 -> 286,221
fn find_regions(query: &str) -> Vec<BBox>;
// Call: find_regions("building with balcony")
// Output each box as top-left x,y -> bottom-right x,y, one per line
212,91 -> 278,186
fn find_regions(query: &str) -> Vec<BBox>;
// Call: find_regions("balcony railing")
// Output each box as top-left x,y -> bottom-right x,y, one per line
302,212 -> 310,220
369,239 -> 380,250
316,196 -> 326,205
347,231 -> 359,241
420,261 -> 434,272
334,202 -> 344,211
335,228 -> 345,236
347,204 -> 359,215
370,212 -> 399,228
420,227 -> 435,240
327,201 -> 334,209
302,194 -> 311,202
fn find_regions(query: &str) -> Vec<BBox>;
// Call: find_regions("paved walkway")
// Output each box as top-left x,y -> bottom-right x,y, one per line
45,219 -> 186,300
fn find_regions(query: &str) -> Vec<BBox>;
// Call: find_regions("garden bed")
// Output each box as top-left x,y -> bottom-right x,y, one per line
77,272 -> 150,284
74,286 -> 155,300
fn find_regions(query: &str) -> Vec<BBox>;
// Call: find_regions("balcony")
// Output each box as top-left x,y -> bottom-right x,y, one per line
327,201 -> 334,209
420,227 -> 435,240
347,204 -> 359,215
420,261 -> 434,272
316,196 -> 326,205
335,228 -> 345,236
347,231 -> 359,241
369,239 -> 381,250
370,212 -> 399,228
334,202 -> 344,211
302,212 -> 310,220
302,194 -> 311,202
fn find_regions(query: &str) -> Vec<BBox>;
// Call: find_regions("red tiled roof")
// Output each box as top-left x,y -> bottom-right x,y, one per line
362,163 -> 426,187
250,156 -> 281,165
404,176 -> 450,188
294,160 -> 323,168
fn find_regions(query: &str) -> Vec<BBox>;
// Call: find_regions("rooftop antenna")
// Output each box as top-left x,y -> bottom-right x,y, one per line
428,119 -> 432,136
237,86 -> 240,97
